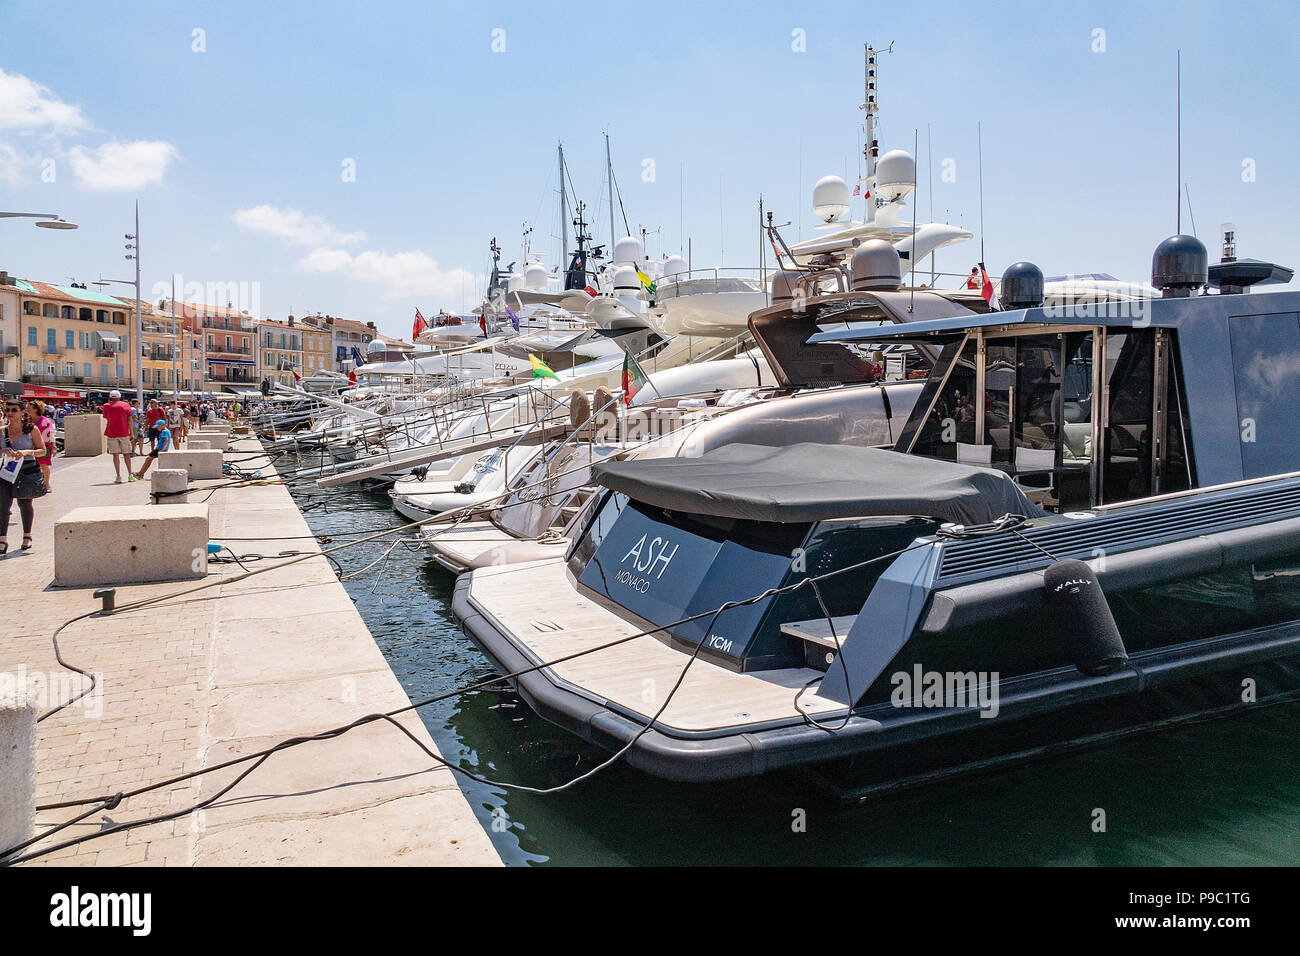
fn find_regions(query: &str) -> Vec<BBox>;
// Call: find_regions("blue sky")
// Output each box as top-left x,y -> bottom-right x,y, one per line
2,0 -> 1297,340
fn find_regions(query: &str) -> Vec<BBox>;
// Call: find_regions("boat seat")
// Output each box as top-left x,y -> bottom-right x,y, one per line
781,616 -> 859,671
956,442 -> 992,466
1012,446 -> 1058,507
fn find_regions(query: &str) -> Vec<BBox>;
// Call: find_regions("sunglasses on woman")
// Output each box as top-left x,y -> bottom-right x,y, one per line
4,406 -> 22,413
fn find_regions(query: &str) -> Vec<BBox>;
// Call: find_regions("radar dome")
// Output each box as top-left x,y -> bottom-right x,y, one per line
367,338 -> 387,354
850,240 -> 902,291
1000,262 -> 1044,309
874,149 -> 917,202
1151,235 -> 1208,297
662,255 -> 688,279
770,270 -> 803,304
812,175 -> 851,223
612,266 -> 640,294
523,262 -> 549,291
613,236 -> 644,265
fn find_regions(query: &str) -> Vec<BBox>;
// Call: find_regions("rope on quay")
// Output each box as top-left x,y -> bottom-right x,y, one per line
2,532 -> 953,866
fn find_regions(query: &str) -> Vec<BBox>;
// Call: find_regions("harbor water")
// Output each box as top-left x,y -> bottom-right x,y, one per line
285,459 -> 1300,866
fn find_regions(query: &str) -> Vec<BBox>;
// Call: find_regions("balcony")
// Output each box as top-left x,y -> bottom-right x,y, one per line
206,372 -> 254,384
208,345 -> 251,356
27,374 -> 86,386
201,318 -> 252,332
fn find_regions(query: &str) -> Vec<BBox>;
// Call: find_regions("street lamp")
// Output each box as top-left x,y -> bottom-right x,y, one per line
1,211 -> 79,230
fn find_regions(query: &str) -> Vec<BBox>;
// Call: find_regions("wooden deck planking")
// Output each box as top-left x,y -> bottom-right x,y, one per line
468,560 -> 845,732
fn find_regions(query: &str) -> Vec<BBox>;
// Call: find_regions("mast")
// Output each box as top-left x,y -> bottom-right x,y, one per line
559,142 -> 568,264
861,44 -> 880,223
606,132 -> 616,250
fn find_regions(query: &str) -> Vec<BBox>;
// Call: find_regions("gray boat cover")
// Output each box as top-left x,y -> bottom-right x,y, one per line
593,443 -> 1048,524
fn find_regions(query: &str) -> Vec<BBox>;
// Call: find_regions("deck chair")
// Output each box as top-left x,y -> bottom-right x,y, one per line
1013,446 -> 1057,507
956,442 -> 993,467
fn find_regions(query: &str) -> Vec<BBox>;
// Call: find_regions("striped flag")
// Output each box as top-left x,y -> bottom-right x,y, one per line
621,352 -> 647,405
979,263 -> 1000,310
529,354 -> 560,381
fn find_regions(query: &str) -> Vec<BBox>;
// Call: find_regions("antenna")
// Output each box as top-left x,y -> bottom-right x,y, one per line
909,128 -> 918,313
1176,49 -> 1182,234
977,121 -> 986,266
1184,183 -> 1197,237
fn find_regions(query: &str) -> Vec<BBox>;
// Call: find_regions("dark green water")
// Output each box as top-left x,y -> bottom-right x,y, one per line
286,466 -> 1300,866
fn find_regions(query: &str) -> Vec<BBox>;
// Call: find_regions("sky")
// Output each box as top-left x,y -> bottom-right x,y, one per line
1,0 -> 1297,341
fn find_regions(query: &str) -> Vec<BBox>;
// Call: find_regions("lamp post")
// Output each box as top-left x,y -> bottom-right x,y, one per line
0,212 -> 78,230
123,202 -> 143,407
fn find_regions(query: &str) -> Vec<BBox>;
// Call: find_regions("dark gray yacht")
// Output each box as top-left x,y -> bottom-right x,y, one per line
453,234 -> 1300,793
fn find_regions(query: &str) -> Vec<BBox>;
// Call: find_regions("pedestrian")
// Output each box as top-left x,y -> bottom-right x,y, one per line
129,400 -> 145,455
167,400 -> 186,445
24,399 -> 56,491
145,398 -> 166,432
100,389 -> 136,483
1,399 -> 48,554
134,419 -> 172,480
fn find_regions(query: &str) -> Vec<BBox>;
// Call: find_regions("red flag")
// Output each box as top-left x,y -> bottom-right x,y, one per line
479,315 -> 487,337
348,369 -> 357,386
413,309 -> 427,340
292,369 -> 301,382
583,285 -> 598,297
979,264 -> 1000,309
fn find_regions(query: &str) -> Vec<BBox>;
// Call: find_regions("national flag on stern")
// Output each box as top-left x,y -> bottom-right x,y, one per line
413,309 -> 427,340
292,368 -> 302,383
350,346 -> 366,367
979,263 -> 1000,310
479,314 -> 488,338
621,352 -> 647,405
529,354 -> 561,381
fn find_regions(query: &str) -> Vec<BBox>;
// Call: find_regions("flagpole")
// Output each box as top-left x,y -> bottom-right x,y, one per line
977,121 -> 985,267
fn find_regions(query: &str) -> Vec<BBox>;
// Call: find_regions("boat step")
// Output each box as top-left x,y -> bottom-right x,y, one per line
781,616 -> 858,671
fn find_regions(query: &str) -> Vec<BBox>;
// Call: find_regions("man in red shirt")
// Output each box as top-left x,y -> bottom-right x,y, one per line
100,389 -> 136,483
145,399 -> 166,432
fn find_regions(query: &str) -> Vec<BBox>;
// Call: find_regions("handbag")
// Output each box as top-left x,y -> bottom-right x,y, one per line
12,462 -> 47,499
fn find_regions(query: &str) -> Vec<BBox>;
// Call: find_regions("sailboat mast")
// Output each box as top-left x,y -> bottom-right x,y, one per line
559,142 -> 568,264
606,133 -> 616,251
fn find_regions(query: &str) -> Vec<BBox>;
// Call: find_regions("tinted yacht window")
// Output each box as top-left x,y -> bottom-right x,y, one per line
1229,312 -> 1300,479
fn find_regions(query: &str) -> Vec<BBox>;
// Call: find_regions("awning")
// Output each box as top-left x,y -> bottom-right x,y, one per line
22,385 -> 83,400
96,330 -> 122,347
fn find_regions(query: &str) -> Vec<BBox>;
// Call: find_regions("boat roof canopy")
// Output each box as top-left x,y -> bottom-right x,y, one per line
593,442 -> 1048,524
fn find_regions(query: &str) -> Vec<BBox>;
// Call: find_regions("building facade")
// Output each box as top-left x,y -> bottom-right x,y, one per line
297,317 -> 332,377
135,300 -> 184,397
10,278 -> 135,399
164,298 -> 255,393
255,317 -> 302,389
0,274 -> 20,396
300,314 -> 376,372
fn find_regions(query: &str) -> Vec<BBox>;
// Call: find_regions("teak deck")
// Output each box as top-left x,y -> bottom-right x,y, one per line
468,559 -> 846,733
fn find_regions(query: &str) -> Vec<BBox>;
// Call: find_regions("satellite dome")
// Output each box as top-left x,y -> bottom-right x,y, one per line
1151,235 -> 1208,297
612,266 -> 640,294
812,175 -> 851,223
367,338 -> 387,354
1000,262 -> 1045,309
613,235 -> 644,265
770,270 -> 803,304
850,240 -> 902,291
523,262 -> 549,291
662,255 -> 688,280
874,149 -> 917,202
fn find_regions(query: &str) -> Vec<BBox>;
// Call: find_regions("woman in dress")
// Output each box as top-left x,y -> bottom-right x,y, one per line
25,399 -> 56,490
1,400 -> 48,554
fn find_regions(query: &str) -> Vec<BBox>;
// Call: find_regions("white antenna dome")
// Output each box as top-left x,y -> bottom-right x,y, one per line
662,255 -> 688,279
367,338 -> 387,354
812,175 -> 851,223
523,262 -> 549,291
613,235 -> 644,264
612,266 -> 640,293
874,149 -> 916,202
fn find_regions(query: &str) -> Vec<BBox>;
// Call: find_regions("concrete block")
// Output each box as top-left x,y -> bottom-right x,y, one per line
63,414 -> 107,457
187,440 -> 211,450
0,685 -> 37,857
158,449 -> 223,480
205,420 -> 232,432
188,431 -> 230,451
54,504 -> 209,586
150,468 -> 189,505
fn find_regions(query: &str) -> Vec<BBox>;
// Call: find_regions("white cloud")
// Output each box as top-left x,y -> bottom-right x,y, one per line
233,204 -> 366,246
0,68 -> 89,132
300,247 -> 482,300
65,139 -> 178,191
0,143 -> 32,188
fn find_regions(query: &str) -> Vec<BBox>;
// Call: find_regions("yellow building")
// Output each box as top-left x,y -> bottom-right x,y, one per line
256,318 -> 303,388
13,278 -> 135,397
134,300 -> 185,397
296,316 -> 332,377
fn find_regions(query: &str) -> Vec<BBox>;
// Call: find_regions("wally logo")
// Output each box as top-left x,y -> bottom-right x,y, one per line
621,534 -> 678,580
50,886 -> 152,936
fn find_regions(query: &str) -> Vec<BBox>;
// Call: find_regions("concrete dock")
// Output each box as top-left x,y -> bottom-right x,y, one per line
1,436 -> 500,866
